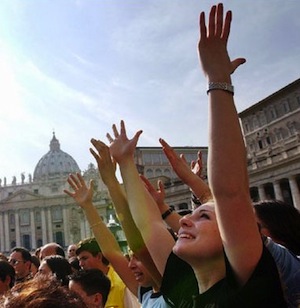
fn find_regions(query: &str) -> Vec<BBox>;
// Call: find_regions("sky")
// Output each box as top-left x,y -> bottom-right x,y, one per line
0,0 -> 299,183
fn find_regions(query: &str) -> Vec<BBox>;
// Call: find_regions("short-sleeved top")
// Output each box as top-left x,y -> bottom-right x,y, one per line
160,252 -> 198,307
191,245 -> 287,308
265,237 -> 300,308
138,286 -> 172,308
106,266 -> 140,308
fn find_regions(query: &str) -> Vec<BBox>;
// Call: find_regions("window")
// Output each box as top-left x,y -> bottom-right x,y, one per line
52,207 -> 63,222
20,210 -> 30,226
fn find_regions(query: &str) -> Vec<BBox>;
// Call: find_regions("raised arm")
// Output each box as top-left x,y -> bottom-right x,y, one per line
140,175 -> 182,233
159,138 -> 212,204
64,173 -> 139,296
107,121 -> 175,276
199,3 -> 261,284
90,139 -> 161,287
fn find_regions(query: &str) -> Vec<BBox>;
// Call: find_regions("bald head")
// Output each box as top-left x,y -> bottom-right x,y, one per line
40,243 -> 65,260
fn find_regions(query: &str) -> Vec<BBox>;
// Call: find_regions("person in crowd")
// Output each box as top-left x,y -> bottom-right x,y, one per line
30,255 -> 40,277
69,269 -> 111,308
0,253 -> 8,262
254,200 -> 300,256
0,260 -> 15,295
68,244 -> 78,260
37,254 -> 72,286
106,3 -> 288,307
74,237 -> 139,308
9,247 -> 32,284
39,242 -> 65,260
0,275 -> 87,308
65,139 -> 169,307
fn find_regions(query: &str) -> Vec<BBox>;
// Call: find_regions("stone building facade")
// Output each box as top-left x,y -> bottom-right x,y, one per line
239,78 -> 300,209
0,134 -> 113,254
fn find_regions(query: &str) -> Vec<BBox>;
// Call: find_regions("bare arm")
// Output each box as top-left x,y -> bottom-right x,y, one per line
199,4 -> 261,285
159,139 -> 212,204
140,175 -> 182,233
107,121 -> 175,276
64,173 -> 139,296
90,139 -> 162,287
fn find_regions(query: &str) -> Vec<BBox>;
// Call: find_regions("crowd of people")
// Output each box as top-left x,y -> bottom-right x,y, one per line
0,3 -> 300,307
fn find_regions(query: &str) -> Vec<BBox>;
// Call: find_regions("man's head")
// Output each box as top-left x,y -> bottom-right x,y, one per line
67,244 -> 77,259
69,269 -> 111,308
40,242 -> 65,260
0,260 -> 15,294
9,247 -> 32,281
76,238 -> 109,272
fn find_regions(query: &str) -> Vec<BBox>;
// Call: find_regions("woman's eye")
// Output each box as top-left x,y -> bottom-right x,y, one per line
200,213 -> 209,219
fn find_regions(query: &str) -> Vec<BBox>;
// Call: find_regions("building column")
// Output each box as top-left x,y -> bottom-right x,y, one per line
30,210 -> 36,250
41,208 -> 47,245
63,206 -> 69,246
0,213 -> 4,252
80,212 -> 85,240
4,212 -> 10,252
14,211 -> 21,247
273,180 -> 284,201
258,185 -> 267,200
47,208 -> 53,242
289,175 -> 300,210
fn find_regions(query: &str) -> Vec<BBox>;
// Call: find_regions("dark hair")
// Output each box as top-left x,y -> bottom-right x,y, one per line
0,260 -> 15,288
31,255 -> 40,269
0,275 -> 87,308
69,269 -> 111,305
43,255 -> 72,286
11,247 -> 32,263
55,245 -> 65,258
76,238 -> 109,266
254,200 -> 300,255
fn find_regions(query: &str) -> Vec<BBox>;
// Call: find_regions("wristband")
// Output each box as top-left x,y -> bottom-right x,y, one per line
162,207 -> 174,220
207,82 -> 234,95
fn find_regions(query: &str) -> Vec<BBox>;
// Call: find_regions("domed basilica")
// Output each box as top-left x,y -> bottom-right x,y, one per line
0,134 -> 113,254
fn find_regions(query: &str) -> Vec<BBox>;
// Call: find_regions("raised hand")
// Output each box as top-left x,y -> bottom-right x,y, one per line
159,138 -> 194,184
191,151 -> 205,179
107,120 -> 143,164
140,175 -> 168,212
90,139 -> 117,186
64,173 -> 94,208
198,3 -> 245,80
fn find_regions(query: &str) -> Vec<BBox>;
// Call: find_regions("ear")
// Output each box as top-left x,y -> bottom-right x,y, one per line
4,275 -> 11,286
93,292 -> 103,307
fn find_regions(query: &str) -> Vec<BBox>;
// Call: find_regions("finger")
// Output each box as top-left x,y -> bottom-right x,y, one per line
133,130 -> 143,143
199,11 -> 207,40
222,10 -> 232,41
63,189 -> 73,197
215,3 -> 223,36
180,154 -> 188,165
231,58 -> 246,74
77,173 -> 86,187
120,120 -> 126,135
70,173 -> 81,188
158,180 -> 165,193
106,133 -> 114,143
208,5 -> 216,37
67,176 -> 78,190
112,124 -> 119,138
191,160 -> 196,169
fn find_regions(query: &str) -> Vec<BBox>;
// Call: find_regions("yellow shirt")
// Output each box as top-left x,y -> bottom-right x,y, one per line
105,266 -> 140,308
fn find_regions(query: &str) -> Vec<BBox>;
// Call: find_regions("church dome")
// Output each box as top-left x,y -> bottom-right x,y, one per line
33,133 -> 81,181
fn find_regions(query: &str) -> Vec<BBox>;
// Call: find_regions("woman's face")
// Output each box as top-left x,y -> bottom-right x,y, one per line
38,260 -> 52,276
173,202 -> 223,265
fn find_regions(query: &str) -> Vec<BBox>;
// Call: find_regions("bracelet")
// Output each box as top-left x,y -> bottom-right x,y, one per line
207,82 -> 234,95
162,208 -> 174,220
90,221 -> 102,229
